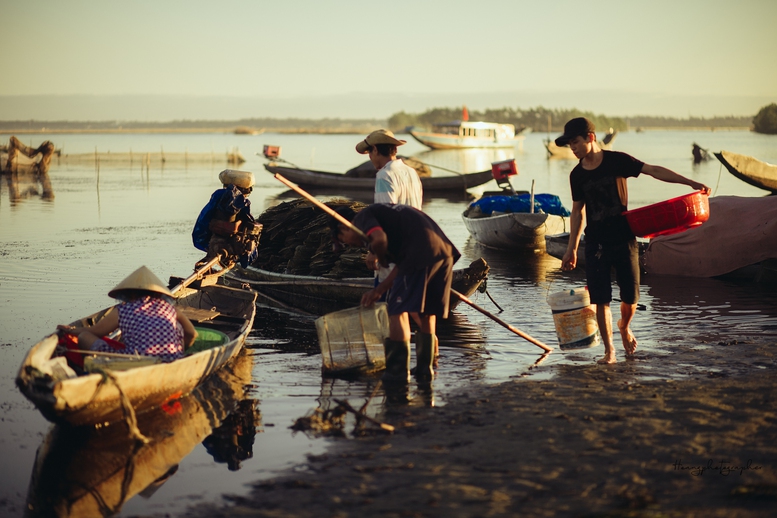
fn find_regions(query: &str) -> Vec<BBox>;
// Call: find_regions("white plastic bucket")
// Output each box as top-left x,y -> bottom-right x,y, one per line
547,288 -> 599,350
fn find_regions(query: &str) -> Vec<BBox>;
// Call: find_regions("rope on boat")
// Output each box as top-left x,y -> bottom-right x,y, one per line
477,279 -> 504,313
91,368 -> 149,445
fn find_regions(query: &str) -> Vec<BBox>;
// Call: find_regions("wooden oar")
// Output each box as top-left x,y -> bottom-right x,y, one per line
273,173 -> 553,353
451,291 -> 552,352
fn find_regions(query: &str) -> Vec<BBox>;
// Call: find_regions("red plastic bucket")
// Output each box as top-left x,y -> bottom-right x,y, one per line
623,191 -> 710,238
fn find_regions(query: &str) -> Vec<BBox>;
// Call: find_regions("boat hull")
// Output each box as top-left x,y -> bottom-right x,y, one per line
264,164 -> 494,192
463,212 -> 568,250
714,150 -> 777,193
408,130 -> 524,150
24,351 -> 254,517
16,284 -> 258,427
225,258 -> 490,316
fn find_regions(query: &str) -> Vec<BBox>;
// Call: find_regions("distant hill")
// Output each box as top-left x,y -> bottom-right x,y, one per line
0,118 -> 385,134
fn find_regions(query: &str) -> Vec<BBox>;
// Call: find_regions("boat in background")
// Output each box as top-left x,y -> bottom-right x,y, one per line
225,258 -> 490,316
16,281 -> 257,427
714,150 -> 777,193
543,129 -> 617,159
263,163 -> 494,193
408,106 -> 525,150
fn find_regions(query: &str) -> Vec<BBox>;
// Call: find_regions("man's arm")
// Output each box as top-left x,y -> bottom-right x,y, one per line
641,164 -> 711,194
561,200 -> 585,271
366,228 -> 390,267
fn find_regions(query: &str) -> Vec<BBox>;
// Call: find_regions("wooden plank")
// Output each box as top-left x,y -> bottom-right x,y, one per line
177,307 -> 220,322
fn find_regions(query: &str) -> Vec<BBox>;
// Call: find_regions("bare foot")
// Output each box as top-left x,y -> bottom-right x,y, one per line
617,319 -> 638,356
597,354 -> 617,364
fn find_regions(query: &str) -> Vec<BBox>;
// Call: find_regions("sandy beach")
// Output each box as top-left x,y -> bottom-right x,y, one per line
187,337 -> 777,518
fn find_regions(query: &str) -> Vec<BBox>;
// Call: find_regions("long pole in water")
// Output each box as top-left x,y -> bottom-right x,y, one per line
273,173 -> 553,353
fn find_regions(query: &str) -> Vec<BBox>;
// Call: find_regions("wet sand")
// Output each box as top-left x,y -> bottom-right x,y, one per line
187,338 -> 777,517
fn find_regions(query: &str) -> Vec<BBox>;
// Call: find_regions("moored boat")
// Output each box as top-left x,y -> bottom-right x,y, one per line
16,281 -> 257,427
225,258 -> 490,316
408,121 -> 525,150
264,163 -> 494,193
462,194 -> 570,250
714,150 -> 777,193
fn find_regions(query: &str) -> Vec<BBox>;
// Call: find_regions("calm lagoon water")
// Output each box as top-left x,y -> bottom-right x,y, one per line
1,129 -> 776,516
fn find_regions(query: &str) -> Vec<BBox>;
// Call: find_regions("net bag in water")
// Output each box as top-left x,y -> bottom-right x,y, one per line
315,303 -> 389,375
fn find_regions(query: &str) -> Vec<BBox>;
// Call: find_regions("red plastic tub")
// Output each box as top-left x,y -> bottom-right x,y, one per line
623,191 -> 710,238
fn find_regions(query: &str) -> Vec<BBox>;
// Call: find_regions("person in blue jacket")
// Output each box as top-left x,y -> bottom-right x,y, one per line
192,170 -> 261,268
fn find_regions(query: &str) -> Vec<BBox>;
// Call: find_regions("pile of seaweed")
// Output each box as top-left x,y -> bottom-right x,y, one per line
252,198 -> 373,278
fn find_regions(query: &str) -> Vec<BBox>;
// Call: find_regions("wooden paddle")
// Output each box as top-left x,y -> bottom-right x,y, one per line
273,173 -> 553,353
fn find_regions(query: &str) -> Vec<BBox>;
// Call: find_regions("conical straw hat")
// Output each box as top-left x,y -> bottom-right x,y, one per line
108,265 -> 173,299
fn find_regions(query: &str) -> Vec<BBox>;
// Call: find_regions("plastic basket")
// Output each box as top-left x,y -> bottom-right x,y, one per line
623,191 -> 710,238
315,303 -> 389,375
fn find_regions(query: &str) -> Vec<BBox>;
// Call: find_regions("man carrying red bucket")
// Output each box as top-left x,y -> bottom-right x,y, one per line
557,117 -> 711,364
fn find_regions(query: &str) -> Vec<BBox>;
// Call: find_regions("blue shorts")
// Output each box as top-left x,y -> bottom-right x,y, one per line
386,257 -> 454,318
584,239 -> 640,305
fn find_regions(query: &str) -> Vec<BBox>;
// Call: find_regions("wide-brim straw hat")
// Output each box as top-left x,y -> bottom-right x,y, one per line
355,129 -> 406,154
108,265 -> 174,299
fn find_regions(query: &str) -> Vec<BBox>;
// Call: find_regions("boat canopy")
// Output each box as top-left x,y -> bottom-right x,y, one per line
431,120 -> 516,139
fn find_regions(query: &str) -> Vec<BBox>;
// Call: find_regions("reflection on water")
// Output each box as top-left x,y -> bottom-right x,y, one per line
24,352 -> 256,517
1,170 -> 55,204
643,275 -> 777,342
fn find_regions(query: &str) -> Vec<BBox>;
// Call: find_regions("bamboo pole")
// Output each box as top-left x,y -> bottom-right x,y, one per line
273,173 -> 552,353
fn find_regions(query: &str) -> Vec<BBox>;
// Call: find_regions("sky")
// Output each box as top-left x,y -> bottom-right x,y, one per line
1,0 -> 775,120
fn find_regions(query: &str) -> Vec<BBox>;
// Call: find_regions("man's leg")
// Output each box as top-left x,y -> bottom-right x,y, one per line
389,313 -> 411,341
617,302 -> 638,356
384,313 -> 411,382
613,240 -> 640,357
596,303 -> 616,364
415,314 -> 436,381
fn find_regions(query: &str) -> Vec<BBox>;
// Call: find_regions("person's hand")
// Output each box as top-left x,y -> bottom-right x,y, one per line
365,251 -> 379,271
561,250 -> 577,271
361,289 -> 382,308
692,182 -> 712,195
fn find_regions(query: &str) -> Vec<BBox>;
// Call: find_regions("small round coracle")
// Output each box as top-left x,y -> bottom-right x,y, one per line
219,169 -> 255,189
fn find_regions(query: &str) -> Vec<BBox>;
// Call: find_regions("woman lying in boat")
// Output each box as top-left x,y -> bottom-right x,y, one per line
57,266 -> 197,362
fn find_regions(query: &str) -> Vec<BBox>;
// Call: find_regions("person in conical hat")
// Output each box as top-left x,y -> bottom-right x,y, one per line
57,266 -> 197,362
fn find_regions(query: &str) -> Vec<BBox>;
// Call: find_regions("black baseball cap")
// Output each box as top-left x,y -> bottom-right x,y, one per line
554,117 -> 596,147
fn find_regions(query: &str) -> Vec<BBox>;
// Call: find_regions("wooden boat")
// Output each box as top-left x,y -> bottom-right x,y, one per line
408,121 -> 525,150
264,164 -> 494,192
224,258 -> 490,316
24,351 -> 256,517
714,150 -> 777,193
16,281 -> 257,427
543,129 -> 617,159
463,211 -> 568,250
1,136 -> 55,175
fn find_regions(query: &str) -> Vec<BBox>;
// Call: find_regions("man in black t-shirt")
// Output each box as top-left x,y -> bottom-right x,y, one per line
557,118 -> 710,364
331,204 -> 460,382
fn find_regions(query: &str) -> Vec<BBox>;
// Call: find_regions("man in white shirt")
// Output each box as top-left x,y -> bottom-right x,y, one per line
355,129 -> 423,209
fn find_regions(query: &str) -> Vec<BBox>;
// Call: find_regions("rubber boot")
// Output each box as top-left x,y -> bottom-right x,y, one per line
414,332 -> 435,381
382,339 -> 410,383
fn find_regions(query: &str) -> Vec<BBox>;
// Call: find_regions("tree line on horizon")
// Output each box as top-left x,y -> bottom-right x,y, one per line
0,106 -> 764,133
387,106 -> 754,133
